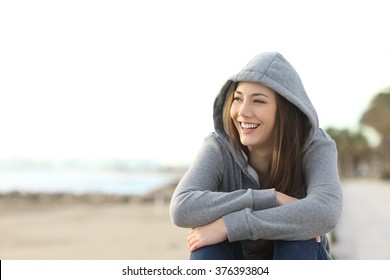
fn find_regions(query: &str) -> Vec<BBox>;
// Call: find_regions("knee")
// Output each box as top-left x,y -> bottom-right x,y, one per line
273,239 -> 320,260
190,240 -> 243,260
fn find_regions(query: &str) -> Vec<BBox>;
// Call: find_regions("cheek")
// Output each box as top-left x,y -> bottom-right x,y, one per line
267,111 -> 277,128
260,109 -> 276,127
230,106 -> 237,119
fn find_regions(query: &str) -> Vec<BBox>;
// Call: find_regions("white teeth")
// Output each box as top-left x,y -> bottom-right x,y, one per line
241,123 -> 259,129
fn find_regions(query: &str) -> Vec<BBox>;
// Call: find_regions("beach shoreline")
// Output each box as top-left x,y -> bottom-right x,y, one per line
3,178 -> 390,260
0,184 -> 190,260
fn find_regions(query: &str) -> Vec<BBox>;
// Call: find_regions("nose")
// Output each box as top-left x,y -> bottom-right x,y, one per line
238,101 -> 253,118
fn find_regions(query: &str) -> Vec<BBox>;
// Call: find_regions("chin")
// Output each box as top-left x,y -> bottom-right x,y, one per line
239,138 -> 257,147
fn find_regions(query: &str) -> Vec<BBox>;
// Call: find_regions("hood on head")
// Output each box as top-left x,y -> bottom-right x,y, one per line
213,52 -> 319,152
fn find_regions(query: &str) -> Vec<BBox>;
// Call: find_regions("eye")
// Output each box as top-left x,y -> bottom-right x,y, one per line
254,99 -> 266,104
233,96 -> 242,102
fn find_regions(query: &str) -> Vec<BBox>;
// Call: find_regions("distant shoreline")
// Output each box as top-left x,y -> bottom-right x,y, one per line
0,180 -> 179,205
0,168 -> 185,197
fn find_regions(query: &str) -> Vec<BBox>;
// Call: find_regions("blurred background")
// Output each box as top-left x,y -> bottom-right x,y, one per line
0,0 -> 389,259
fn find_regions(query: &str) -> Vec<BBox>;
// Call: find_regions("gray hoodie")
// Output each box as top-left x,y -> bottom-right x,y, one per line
170,52 -> 343,254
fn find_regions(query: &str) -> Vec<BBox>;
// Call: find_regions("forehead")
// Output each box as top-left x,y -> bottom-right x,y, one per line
236,82 -> 276,97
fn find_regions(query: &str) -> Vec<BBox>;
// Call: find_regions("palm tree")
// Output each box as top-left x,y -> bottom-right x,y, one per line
360,88 -> 390,178
326,127 -> 372,177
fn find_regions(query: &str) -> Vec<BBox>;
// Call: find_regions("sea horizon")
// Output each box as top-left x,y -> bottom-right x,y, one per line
0,165 -> 184,196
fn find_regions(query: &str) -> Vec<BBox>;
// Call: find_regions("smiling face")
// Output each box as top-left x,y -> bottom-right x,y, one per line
229,82 -> 277,152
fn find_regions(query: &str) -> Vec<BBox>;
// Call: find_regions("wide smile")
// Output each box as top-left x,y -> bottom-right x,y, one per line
239,122 -> 260,133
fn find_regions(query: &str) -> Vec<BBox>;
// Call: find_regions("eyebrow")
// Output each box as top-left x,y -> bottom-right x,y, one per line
234,90 -> 270,99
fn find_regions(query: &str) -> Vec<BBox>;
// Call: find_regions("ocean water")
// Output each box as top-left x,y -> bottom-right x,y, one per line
0,169 -> 178,196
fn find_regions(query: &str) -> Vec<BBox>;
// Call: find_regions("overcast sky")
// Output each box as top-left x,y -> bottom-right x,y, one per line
1,0 -> 389,164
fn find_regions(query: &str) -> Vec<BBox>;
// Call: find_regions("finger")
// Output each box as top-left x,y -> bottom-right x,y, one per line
189,240 -> 203,252
187,234 -> 200,249
188,238 -> 197,252
187,227 -> 197,236
187,230 -> 195,241
315,236 -> 321,243
187,235 -> 196,246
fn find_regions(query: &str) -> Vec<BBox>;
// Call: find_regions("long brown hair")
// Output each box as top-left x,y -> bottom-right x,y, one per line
223,82 -> 310,259
223,82 -> 310,199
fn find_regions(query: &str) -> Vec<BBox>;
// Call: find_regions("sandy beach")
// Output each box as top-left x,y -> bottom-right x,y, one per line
2,178 -> 390,260
0,187 -> 190,260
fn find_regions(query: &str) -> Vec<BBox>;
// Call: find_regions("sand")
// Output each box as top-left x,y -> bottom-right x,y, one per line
0,193 -> 190,260
3,178 -> 390,260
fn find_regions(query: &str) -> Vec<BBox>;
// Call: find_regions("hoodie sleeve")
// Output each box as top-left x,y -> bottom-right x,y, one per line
223,130 -> 343,241
169,134 -> 277,228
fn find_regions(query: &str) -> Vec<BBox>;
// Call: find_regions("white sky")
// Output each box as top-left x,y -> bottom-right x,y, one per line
1,0 -> 389,164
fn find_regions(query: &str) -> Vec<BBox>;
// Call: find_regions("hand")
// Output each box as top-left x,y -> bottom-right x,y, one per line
187,218 -> 228,252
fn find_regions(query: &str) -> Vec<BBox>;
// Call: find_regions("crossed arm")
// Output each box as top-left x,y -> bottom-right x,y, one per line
187,191 -> 310,252
171,133 -> 342,252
